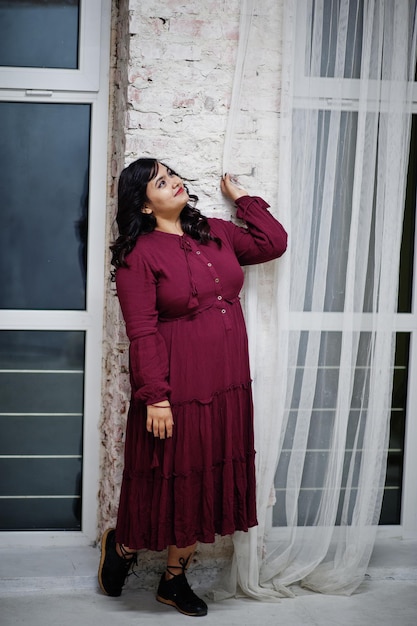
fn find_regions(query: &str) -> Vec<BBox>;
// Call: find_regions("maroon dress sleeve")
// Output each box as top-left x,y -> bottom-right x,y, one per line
228,195 -> 287,265
116,251 -> 171,406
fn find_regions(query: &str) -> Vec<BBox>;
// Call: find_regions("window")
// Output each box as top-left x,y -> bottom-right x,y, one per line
273,0 -> 417,535
0,331 -> 84,530
0,0 -> 110,544
0,0 -> 101,90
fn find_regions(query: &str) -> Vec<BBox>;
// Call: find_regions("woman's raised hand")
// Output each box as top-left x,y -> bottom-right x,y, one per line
220,173 -> 249,202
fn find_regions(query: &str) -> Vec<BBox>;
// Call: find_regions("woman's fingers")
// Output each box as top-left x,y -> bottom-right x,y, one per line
146,406 -> 174,439
221,173 -> 248,201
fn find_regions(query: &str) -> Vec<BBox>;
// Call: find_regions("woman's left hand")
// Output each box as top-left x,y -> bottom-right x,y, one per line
221,173 -> 249,202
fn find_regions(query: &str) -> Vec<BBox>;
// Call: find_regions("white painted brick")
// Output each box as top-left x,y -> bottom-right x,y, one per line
166,42 -> 202,61
129,15 -> 170,36
132,39 -> 165,61
221,21 -> 240,41
179,112 -> 227,137
169,17 -> 223,40
127,65 -> 154,87
127,110 -> 162,130
134,0 -> 240,16
127,83 -> 177,112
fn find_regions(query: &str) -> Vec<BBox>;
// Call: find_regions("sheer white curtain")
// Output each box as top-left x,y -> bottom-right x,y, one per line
219,0 -> 417,599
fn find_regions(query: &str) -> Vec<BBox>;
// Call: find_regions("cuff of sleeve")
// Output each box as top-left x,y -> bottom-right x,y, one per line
133,385 -> 171,406
146,398 -> 170,407
235,195 -> 270,218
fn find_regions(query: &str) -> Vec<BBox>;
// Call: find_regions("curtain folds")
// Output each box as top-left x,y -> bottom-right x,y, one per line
219,0 -> 417,599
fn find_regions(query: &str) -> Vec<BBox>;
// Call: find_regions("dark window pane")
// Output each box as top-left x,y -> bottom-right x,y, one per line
292,110 -> 359,313
0,330 -> 84,531
308,0 -> 363,78
398,115 -> 416,313
0,497 -> 81,531
0,103 -> 90,310
307,1 -> 415,80
0,372 -> 84,413
379,489 -> 402,526
0,0 -> 79,69
0,330 -> 84,369
379,333 -> 409,524
0,458 -> 82,497
0,415 -> 83,456
273,332 -> 409,526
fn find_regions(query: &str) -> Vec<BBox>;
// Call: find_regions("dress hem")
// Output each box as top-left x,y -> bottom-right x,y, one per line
115,523 -> 259,553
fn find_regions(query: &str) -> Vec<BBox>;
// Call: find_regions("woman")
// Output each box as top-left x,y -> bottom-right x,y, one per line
98,158 -> 287,617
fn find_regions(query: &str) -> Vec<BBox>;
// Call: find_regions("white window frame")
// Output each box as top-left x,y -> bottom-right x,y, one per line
293,0 -> 417,107
0,0 -> 102,92
271,0 -> 417,541
0,0 -> 111,547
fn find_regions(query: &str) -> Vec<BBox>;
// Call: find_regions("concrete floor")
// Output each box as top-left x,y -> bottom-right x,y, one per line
1,539 -> 416,626
1,580 -> 416,626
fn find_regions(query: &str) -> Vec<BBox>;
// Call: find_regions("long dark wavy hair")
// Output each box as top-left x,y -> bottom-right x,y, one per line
110,158 -> 221,270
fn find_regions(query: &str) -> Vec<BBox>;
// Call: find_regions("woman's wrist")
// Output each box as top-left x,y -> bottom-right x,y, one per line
149,401 -> 171,408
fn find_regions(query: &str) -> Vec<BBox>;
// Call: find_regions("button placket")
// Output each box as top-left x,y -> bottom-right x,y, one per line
193,245 -> 230,324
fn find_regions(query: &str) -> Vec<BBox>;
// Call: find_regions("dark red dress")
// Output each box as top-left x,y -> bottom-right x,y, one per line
115,196 -> 287,551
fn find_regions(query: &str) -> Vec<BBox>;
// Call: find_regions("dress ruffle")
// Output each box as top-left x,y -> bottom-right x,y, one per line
116,384 -> 257,551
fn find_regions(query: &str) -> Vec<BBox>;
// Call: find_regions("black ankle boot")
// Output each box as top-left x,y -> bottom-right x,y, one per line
98,528 -> 137,597
156,557 -> 208,617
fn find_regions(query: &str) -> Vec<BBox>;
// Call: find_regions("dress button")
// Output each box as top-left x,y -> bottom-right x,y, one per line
221,309 -> 226,314
196,250 -> 201,255
207,262 -> 212,267
217,295 -> 222,300
214,278 -> 220,283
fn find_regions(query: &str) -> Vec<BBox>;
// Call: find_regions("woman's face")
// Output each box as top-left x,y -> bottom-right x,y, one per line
144,162 -> 189,220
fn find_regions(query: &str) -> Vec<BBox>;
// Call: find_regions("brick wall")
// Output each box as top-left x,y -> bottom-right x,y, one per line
99,0 -> 283,580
